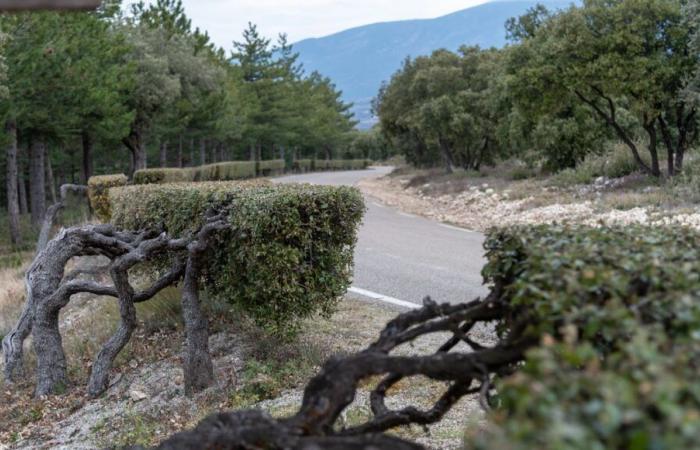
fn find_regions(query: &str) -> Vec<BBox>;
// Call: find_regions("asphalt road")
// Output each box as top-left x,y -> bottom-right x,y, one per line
275,168 -> 488,307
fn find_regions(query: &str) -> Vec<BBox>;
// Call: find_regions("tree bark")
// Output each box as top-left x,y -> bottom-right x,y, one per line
180,219 -> 224,396
81,132 -> 93,184
437,137 -> 455,174
29,137 -> 47,228
643,119 -> 661,177
177,135 -> 184,168
5,120 -> 22,247
45,146 -> 57,205
189,137 -> 195,167
123,123 -> 147,177
199,139 -> 207,165
218,142 -> 225,162
249,144 -> 255,161
18,155 -> 29,216
160,141 -> 168,168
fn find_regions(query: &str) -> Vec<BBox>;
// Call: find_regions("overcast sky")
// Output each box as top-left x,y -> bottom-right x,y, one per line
128,0 -> 488,49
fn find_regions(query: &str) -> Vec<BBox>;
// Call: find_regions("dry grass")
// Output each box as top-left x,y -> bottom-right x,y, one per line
0,265 -> 27,341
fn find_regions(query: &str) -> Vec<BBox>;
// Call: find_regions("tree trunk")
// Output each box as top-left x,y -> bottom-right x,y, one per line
160,141 -> 168,168
18,156 -> 29,216
177,135 -> 184,168
87,263 -> 137,397
45,146 -> 57,205
135,138 -> 147,172
217,142 -> 225,162
30,137 -> 47,228
199,139 -> 207,165
5,120 -> 22,247
209,142 -> 217,164
81,132 -> 93,184
249,144 -> 255,161
189,137 -> 195,167
643,122 -> 661,177
438,137 -> 455,174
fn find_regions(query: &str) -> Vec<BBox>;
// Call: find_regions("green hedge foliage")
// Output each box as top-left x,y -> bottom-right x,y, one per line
109,181 -> 365,335
132,159 -> 371,186
471,225 -> 700,450
87,174 -> 128,222
293,159 -> 312,172
193,161 -> 257,182
257,159 -> 285,176
133,168 -> 195,185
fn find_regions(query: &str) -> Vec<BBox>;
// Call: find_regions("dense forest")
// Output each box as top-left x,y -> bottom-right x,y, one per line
0,0 -> 390,247
375,0 -> 700,177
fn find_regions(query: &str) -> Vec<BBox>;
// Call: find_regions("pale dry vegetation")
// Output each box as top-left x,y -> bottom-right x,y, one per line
0,265 -> 27,343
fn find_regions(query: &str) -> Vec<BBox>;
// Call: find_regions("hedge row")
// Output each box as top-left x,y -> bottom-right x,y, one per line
109,181 -> 365,334
133,159 -> 371,186
87,174 -> 128,222
471,225 -> 700,449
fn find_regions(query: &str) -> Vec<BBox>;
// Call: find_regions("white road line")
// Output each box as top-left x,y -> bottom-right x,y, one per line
371,202 -> 386,208
398,212 -> 417,218
348,287 -> 420,309
439,223 -> 476,233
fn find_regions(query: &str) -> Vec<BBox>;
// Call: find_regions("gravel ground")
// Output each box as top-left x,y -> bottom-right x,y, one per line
359,174 -> 700,231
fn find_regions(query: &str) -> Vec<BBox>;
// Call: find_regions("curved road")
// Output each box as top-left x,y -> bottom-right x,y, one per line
275,167 -> 488,307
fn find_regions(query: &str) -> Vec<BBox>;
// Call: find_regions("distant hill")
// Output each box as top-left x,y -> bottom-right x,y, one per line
294,0 -> 574,128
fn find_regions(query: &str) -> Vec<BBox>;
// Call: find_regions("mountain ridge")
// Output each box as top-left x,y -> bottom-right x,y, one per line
293,0 -> 574,128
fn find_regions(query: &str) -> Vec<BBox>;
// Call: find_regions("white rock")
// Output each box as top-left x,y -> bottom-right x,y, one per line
129,389 -> 148,402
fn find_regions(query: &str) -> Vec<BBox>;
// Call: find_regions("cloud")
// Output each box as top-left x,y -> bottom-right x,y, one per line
128,0 -> 487,50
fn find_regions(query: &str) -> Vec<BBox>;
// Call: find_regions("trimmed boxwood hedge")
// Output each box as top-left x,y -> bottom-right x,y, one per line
257,159 -> 285,176
293,159 -> 312,172
134,168 -> 195,185
193,161 -> 257,182
109,181 -> 365,334
469,225 -> 700,450
87,174 -> 128,222
132,159 -> 372,187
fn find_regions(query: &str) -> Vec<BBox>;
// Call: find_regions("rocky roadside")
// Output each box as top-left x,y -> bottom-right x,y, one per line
358,172 -> 700,231
1,288 -> 490,450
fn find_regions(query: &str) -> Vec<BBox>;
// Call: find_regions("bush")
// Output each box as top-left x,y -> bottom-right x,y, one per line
133,168 -> 195,185
87,174 -> 128,222
257,159 -> 285,176
471,225 -> 700,450
193,161 -> 257,182
550,142 -> 642,186
109,181 -> 365,335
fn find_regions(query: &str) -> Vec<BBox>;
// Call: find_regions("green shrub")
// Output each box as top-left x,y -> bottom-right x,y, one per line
87,174 -> 128,222
193,161 -> 257,182
550,142 -> 642,187
293,159 -> 312,172
313,159 -> 330,171
471,225 -> 700,450
257,159 -> 285,176
109,181 -> 365,335
133,168 -> 194,185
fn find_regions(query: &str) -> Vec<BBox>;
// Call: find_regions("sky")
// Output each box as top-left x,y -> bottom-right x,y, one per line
127,0 -> 489,48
